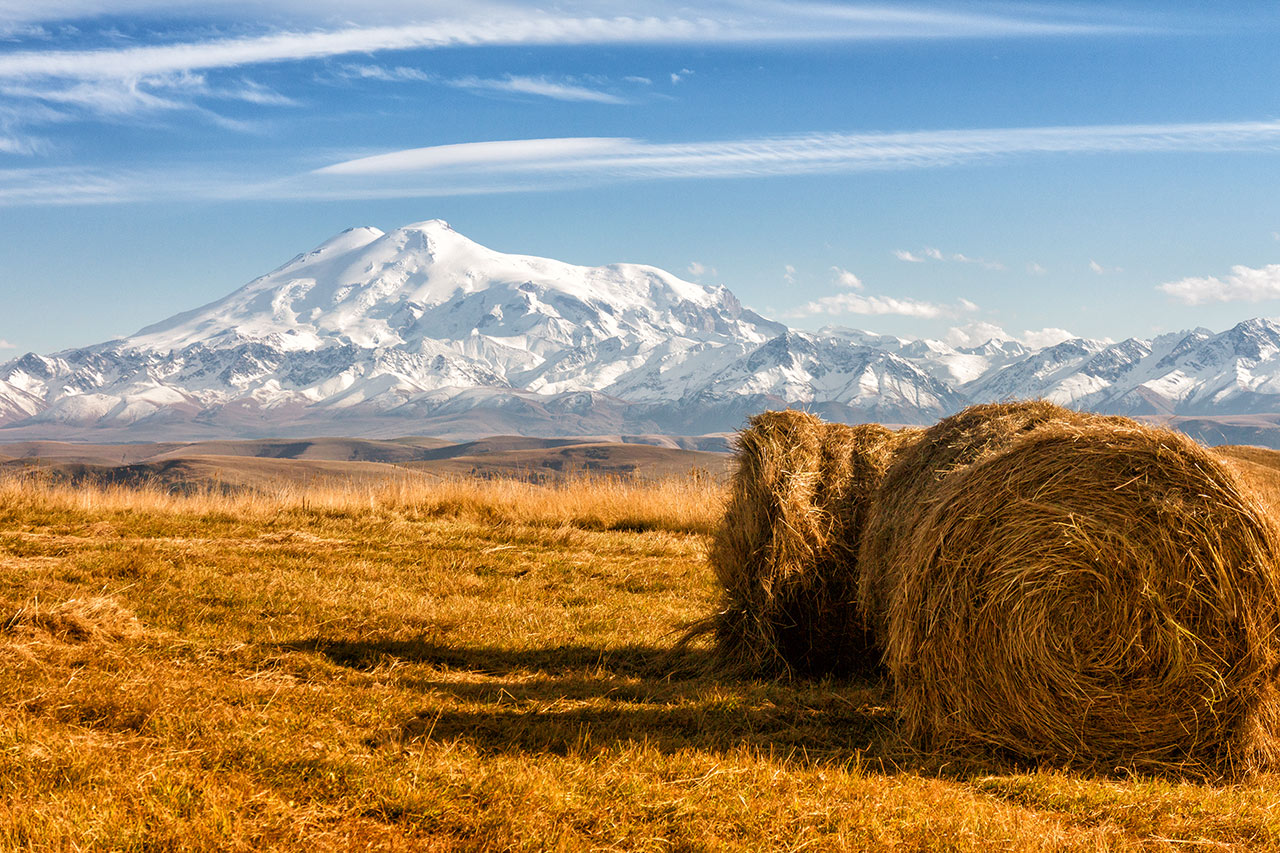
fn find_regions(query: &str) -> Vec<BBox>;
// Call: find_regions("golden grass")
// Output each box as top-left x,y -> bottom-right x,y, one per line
0,468 -> 722,535
7,461 -> 1280,849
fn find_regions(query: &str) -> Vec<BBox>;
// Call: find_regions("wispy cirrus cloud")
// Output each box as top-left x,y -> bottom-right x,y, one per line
0,4 -> 1157,154
0,2 -> 1146,51
1158,263 -> 1280,305
311,120 -> 1280,192
336,66 -> 629,103
315,137 -> 631,176
0,165 -> 137,203
0,69 -> 296,138
0,3 -> 1149,114
7,117 -> 1280,206
0,11 -> 706,134
448,75 -> 626,104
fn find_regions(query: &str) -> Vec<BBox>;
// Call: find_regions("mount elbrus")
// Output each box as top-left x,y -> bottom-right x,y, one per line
4,220 -> 1280,441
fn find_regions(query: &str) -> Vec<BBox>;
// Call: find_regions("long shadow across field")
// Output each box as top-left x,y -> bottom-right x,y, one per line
282,636 -> 1168,781
278,636 -> 956,773
284,638 -> 706,678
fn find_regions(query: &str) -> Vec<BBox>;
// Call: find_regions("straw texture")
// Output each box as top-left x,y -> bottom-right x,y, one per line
857,401 -> 1105,642
884,420 -> 1280,773
704,409 -> 911,676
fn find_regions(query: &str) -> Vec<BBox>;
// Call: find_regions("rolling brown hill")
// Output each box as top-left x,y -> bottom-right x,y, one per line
0,433 -> 732,491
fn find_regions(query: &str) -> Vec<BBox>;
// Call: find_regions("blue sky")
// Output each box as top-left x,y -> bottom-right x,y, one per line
1,1 -> 1279,354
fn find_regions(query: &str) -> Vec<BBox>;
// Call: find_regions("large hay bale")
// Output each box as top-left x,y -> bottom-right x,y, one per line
885,420 -> 1280,772
704,409 -> 910,676
858,400 -> 1103,642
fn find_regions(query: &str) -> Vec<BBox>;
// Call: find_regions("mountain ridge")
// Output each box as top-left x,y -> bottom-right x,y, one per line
4,219 -> 1280,442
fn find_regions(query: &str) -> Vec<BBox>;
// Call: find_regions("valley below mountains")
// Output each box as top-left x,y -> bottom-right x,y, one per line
5,219 -> 1280,446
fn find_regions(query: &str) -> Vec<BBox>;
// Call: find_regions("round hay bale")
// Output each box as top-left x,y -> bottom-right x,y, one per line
885,420 -> 1280,773
703,409 -> 911,677
857,400 -> 1107,643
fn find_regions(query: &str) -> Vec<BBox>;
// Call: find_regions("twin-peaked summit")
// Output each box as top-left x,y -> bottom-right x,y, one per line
0,220 -> 802,437
130,220 -> 780,366
3,220 -> 1280,441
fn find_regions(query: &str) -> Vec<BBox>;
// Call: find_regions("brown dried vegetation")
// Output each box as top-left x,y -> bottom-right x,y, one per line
698,410 -> 912,676
884,420 -> 1280,774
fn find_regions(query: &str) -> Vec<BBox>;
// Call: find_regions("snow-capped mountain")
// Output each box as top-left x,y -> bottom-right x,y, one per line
0,220 -> 786,436
963,320 -> 1280,417
3,219 -> 1280,441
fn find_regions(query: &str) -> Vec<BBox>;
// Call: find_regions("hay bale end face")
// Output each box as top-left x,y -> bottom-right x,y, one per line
885,421 -> 1280,773
705,409 -> 907,677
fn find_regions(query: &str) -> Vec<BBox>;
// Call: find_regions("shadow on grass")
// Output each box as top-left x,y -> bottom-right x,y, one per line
273,635 -> 1217,781
374,698 -> 896,760
279,637 -> 716,679
276,635 -> 989,772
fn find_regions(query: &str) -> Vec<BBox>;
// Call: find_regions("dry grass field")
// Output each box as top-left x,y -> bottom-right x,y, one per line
6,452 -> 1280,850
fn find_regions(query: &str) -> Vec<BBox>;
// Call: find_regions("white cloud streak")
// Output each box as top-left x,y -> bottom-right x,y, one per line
0,19 -> 690,81
893,249 -> 924,262
0,338 -> 14,349
8,117 -> 1280,206
336,66 -> 624,103
0,2 -> 1142,54
0,166 -> 136,204
0,69 -> 296,136
448,75 -> 625,104
315,137 -> 633,176
0,3 -> 1165,159
1158,263 -> 1280,305
311,120 -> 1280,190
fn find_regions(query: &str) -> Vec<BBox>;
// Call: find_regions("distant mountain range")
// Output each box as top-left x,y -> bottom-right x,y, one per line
4,219 -> 1280,444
